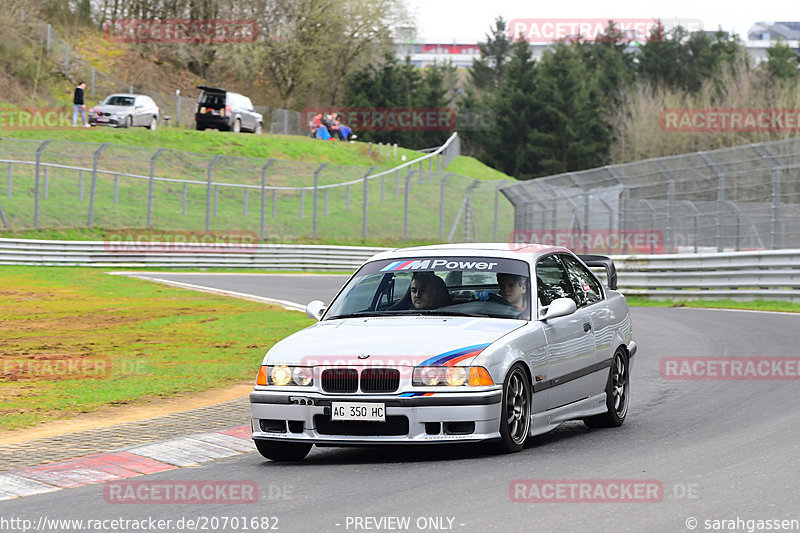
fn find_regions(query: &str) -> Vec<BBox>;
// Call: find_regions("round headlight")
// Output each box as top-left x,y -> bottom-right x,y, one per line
420,367 -> 440,386
270,365 -> 291,386
292,366 -> 313,386
445,367 -> 467,386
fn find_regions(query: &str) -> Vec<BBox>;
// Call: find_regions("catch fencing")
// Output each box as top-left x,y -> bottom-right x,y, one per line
502,137 -> 800,254
0,133 -> 516,242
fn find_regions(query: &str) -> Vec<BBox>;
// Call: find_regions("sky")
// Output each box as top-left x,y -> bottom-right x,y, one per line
406,0 -> 796,43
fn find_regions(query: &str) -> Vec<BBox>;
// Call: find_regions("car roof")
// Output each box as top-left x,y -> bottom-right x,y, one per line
367,243 -> 572,263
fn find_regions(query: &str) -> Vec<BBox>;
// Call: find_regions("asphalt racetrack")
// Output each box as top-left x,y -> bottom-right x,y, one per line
2,273 -> 798,533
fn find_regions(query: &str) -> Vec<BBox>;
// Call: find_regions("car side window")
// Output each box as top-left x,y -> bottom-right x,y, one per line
559,255 -> 604,307
535,255 -> 577,308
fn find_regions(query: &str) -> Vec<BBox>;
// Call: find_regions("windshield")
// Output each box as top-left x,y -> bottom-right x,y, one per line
103,96 -> 135,107
325,256 -> 531,320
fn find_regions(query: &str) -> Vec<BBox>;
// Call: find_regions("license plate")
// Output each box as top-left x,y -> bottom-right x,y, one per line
331,402 -> 385,422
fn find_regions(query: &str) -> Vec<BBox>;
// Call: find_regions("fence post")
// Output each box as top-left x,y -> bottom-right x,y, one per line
272,190 -> 277,219
7,163 -> 11,198
312,163 -> 326,237
33,141 -> 53,228
205,155 -> 222,231
404,169 -> 415,240
176,90 -> 181,128
346,185 -> 351,211
362,166 -> 375,239
113,175 -> 119,204
87,142 -> 108,227
494,180 -> 507,242
772,168 -> 782,249
260,159 -> 274,239
439,172 -> 453,240
147,148 -> 165,228
0,196 -> 7,229
300,190 -> 305,219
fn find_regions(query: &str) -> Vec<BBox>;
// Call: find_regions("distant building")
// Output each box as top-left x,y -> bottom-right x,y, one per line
400,25 -> 800,69
748,22 -> 800,41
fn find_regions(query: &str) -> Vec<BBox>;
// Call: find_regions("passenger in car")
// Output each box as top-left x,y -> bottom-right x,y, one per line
391,272 -> 452,310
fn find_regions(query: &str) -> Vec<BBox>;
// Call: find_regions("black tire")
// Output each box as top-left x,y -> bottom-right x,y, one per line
584,348 -> 630,428
196,123 -> 205,131
124,115 -> 133,128
493,363 -> 531,454
254,440 -> 312,461
232,118 -> 241,133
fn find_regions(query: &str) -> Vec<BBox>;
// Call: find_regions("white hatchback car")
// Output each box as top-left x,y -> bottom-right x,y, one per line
250,243 -> 636,461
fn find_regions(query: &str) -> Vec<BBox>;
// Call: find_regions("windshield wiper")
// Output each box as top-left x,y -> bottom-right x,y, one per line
410,310 -> 490,318
326,312 -> 389,319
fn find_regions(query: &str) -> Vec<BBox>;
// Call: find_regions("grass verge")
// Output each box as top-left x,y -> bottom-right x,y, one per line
626,296 -> 800,313
0,266 -> 313,430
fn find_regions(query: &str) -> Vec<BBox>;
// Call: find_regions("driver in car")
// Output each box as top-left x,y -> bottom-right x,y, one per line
496,273 -> 528,310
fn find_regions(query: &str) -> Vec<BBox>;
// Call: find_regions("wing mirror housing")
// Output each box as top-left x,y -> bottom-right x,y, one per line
540,298 -> 577,321
305,300 -> 327,321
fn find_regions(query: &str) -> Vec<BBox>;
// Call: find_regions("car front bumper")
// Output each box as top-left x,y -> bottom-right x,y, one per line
250,389 -> 503,445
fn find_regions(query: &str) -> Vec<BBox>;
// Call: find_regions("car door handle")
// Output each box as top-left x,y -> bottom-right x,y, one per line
583,322 -> 592,332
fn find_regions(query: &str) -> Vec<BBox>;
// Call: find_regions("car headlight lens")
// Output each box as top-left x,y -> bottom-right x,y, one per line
413,366 -> 468,386
445,367 -> 467,386
264,365 -> 313,386
292,366 -> 313,386
270,365 -> 292,386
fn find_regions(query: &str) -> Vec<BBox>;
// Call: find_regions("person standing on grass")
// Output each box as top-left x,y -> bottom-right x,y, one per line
73,82 -> 90,127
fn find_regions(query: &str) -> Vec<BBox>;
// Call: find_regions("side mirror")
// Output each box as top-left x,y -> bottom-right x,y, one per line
540,298 -> 577,321
305,300 -> 327,321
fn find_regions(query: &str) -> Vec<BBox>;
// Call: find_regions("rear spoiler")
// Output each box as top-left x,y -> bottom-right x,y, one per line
578,254 -> 618,290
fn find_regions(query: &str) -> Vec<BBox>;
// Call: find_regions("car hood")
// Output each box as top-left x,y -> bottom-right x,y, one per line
264,316 -> 525,367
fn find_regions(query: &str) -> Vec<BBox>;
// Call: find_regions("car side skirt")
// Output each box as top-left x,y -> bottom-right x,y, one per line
529,393 -> 608,437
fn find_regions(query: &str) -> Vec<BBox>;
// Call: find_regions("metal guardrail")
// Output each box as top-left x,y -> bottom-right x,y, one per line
0,238 -> 389,269
2,239 -> 799,301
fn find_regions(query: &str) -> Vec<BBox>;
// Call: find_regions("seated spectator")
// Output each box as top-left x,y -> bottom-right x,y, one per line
309,112 -> 323,138
316,124 -> 331,140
